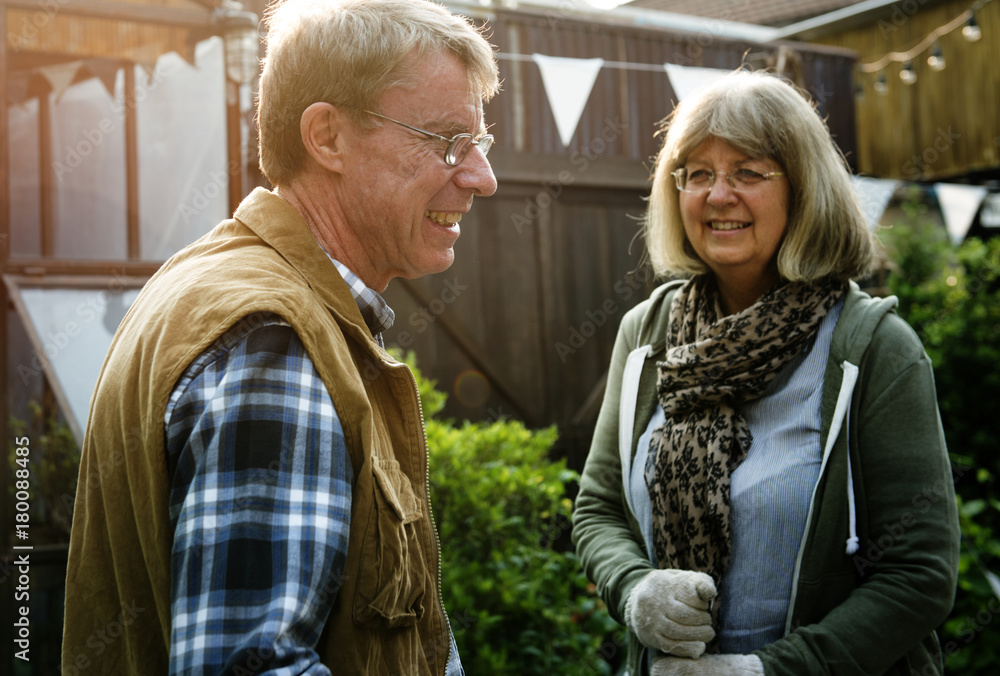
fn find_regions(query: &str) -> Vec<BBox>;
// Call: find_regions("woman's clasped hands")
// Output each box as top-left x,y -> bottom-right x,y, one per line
627,569 -> 764,675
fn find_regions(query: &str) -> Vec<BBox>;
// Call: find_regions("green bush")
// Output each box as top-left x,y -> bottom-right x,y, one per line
399,352 -> 620,675
880,210 -> 1000,674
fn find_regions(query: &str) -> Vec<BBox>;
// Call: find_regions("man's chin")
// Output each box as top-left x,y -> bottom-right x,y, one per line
403,251 -> 456,280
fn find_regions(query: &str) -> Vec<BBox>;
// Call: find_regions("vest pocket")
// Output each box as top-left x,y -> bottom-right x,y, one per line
353,455 -> 428,628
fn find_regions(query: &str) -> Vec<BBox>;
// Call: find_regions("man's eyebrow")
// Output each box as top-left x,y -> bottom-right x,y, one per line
424,116 -> 490,137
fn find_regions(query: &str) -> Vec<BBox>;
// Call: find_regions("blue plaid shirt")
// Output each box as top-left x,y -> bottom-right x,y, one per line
165,261 -> 461,675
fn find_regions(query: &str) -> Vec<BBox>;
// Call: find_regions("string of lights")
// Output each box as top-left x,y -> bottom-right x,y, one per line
857,0 -> 992,92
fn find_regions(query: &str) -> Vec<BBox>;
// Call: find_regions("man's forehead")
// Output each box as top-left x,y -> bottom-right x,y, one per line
380,56 -> 485,130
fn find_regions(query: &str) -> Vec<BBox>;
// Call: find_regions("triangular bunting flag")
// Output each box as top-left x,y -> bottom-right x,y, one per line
38,62 -> 83,102
663,63 -> 732,102
934,183 -> 988,245
532,54 -> 604,147
83,59 -> 122,99
852,176 -> 901,230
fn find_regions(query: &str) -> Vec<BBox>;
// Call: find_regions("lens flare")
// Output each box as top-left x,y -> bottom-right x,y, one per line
453,369 -> 490,408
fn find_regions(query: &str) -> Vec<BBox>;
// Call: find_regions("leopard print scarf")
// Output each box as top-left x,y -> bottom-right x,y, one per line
645,275 -> 844,590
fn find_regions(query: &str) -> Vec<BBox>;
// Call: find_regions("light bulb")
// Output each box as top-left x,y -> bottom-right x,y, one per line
927,44 -> 946,71
963,15 -> 982,42
874,72 -> 888,94
900,61 -> 917,85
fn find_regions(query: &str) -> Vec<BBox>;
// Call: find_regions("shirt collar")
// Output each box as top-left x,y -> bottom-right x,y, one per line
327,257 -> 395,346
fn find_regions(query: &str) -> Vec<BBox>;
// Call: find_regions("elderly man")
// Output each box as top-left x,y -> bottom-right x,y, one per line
61,1 -> 499,674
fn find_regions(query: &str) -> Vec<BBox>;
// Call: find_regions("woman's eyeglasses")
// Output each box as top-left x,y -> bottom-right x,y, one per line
672,167 -> 784,193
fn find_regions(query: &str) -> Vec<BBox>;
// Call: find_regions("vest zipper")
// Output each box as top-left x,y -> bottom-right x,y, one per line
402,364 -> 453,675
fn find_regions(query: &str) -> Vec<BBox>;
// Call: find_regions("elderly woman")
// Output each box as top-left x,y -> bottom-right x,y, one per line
572,70 -> 959,676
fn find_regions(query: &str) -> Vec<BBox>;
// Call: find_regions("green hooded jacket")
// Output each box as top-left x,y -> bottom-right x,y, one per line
572,280 -> 960,676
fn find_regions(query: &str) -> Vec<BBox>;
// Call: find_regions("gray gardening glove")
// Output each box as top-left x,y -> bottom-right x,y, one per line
625,569 -> 717,659
651,654 -> 765,676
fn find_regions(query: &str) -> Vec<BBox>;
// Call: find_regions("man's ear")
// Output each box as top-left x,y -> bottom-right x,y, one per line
300,102 -> 351,173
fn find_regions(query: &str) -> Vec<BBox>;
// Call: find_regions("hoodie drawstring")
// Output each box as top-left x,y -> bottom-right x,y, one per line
845,450 -> 860,555
839,363 -> 861,556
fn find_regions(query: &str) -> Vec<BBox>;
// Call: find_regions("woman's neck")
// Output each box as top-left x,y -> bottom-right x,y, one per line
713,267 -> 780,316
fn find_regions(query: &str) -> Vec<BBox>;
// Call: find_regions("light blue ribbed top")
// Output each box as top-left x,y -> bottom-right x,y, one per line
632,298 -> 843,655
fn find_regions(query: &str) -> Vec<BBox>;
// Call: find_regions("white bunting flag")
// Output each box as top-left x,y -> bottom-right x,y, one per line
935,183 -> 988,244
852,176 -> 901,230
532,54 -> 605,147
663,63 -> 732,102
84,59 -> 122,99
38,62 -> 83,102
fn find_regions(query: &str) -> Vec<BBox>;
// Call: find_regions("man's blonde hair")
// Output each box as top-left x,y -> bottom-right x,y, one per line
645,69 -> 873,283
257,0 -> 499,185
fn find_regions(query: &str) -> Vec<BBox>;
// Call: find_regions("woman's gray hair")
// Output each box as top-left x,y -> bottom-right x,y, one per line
257,0 -> 499,186
644,69 -> 873,283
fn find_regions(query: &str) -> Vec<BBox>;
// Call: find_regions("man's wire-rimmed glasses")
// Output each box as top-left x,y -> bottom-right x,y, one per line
363,109 -> 494,166
671,167 -> 785,193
